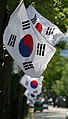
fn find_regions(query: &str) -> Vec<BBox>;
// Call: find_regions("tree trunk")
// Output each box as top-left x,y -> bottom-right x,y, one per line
3,56 -> 13,119
0,0 -> 12,119
18,86 -> 29,119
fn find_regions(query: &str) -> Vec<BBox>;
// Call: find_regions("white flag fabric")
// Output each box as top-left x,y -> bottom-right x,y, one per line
20,74 -> 43,95
3,2 -> 56,77
24,90 -> 37,104
27,5 -> 65,46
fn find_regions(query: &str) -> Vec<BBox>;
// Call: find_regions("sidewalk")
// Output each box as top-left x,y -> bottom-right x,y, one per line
46,105 -> 68,114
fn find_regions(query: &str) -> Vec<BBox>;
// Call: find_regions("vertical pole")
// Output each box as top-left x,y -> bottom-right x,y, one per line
28,106 -> 34,119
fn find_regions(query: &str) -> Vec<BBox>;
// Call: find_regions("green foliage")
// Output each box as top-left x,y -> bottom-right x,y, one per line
43,48 -> 65,91
35,0 -> 55,23
56,40 -> 67,49
24,0 -> 35,8
60,60 -> 68,96
53,0 -> 68,32
7,0 -> 20,13
51,80 -> 63,96
51,58 -> 68,97
34,0 -> 68,32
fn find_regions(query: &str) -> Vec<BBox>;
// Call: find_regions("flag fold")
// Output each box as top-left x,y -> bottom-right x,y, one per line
3,3 -> 56,77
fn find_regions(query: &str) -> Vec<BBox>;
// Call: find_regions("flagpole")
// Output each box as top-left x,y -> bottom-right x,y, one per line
28,106 -> 34,119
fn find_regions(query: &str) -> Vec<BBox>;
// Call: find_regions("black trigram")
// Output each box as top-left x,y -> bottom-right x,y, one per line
46,27 -> 55,35
37,43 -> 46,56
22,20 -> 30,30
7,34 -> 17,47
33,90 -> 38,94
23,61 -> 34,70
31,14 -> 37,24
25,81 -> 29,86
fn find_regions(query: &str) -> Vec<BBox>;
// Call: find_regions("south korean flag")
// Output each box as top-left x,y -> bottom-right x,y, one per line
24,90 -> 37,104
27,5 -> 65,46
20,74 -> 43,96
3,2 -> 56,78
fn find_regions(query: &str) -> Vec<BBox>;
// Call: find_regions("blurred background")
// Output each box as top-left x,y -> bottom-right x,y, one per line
0,0 -> 68,119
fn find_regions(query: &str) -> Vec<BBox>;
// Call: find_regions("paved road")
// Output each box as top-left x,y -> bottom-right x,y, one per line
34,106 -> 68,119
